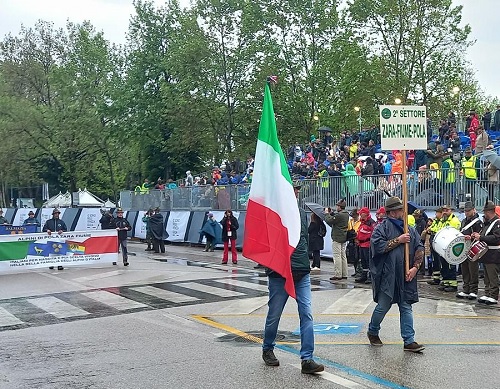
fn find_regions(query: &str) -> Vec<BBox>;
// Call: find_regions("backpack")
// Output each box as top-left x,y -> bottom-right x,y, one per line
318,222 -> 327,237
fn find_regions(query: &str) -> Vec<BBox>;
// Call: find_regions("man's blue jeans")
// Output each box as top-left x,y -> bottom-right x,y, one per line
263,274 -> 314,360
368,292 -> 415,346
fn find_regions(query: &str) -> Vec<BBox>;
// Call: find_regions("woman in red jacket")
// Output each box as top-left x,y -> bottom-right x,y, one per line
220,210 -> 239,264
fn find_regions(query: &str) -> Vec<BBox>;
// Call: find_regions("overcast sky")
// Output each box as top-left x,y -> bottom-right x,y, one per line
0,0 -> 498,99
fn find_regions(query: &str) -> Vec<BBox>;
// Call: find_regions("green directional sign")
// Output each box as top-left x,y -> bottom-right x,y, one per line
379,105 -> 428,150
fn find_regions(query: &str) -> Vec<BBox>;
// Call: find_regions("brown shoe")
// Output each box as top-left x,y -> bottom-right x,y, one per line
367,332 -> 383,346
329,276 -> 342,281
404,342 -> 425,353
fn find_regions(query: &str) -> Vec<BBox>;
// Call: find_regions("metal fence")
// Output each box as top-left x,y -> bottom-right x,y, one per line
120,168 -> 499,212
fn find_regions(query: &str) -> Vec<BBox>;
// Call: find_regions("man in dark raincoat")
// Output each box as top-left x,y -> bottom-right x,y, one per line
367,197 -> 425,353
149,208 -> 166,254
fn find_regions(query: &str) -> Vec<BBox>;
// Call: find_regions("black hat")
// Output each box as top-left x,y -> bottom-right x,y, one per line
336,199 -> 346,208
28,211 -> 35,215
385,197 -> 404,211
116,208 -> 124,213
52,208 -> 61,214
464,201 -> 474,211
483,201 -> 496,212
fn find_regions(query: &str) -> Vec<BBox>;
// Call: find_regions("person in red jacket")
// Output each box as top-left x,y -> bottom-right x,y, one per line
355,207 -> 376,283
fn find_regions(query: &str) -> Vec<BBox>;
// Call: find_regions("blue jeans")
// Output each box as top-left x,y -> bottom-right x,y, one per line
263,274 -> 314,360
368,292 -> 415,346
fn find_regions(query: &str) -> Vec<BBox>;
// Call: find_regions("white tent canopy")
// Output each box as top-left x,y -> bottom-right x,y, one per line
43,191 -> 72,208
104,198 -> 116,208
73,188 -> 105,207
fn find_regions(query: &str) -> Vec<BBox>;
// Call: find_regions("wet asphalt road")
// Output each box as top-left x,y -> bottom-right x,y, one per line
0,242 -> 499,389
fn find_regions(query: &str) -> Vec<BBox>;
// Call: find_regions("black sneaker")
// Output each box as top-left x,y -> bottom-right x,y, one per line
57,266 -> 64,270
262,350 -> 279,366
112,262 -> 117,266
49,266 -> 54,270
301,359 -> 324,374
444,285 -> 457,292
367,332 -> 383,346
404,342 -> 425,353
427,279 -> 440,285
123,262 -> 129,267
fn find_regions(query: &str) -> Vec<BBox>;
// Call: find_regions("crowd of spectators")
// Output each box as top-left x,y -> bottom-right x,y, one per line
139,106 -> 500,193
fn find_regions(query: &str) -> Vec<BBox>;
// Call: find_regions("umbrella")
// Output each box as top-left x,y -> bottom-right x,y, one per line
305,202 -> 326,221
318,126 -> 332,133
407,201 -> 429,222
375,152 -> 387,163
483,150 -> 500,169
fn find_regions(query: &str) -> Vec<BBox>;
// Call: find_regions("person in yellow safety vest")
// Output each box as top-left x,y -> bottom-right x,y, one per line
461,147 -> 481,201
135,179 -> 153,195
425,207 -> 444,285
441,153 -> 455,206
408,214 -> 416,228
316,164 -> 329,201
437,204 -> 461,292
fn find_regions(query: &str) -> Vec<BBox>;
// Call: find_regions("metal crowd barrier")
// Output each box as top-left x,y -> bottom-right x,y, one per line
120,167 -> 499,212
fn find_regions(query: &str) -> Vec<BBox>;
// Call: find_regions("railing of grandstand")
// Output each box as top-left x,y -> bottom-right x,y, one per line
119,166 -> 499,212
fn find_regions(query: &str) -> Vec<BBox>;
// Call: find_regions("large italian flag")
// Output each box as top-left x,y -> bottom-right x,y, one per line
242,83 -> 300,298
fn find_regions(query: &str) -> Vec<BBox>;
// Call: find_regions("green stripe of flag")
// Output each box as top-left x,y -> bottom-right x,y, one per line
257,84 -> 292,185
0,241 -> 31,261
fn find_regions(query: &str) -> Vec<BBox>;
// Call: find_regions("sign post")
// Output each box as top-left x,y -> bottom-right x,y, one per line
379,105 -> 428,274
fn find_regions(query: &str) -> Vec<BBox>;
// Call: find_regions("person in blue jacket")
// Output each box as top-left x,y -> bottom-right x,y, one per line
23,211 -> 41,231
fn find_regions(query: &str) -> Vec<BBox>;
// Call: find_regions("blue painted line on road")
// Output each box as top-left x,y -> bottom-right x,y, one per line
293,322 -> 363,335
276,344 -> 409,389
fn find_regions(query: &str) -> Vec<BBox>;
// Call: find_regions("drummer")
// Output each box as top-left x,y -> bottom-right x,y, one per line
438,204 -> 461,292
471,201 -> 500,305
457,201 -> 483,300
425,207 -> 444,286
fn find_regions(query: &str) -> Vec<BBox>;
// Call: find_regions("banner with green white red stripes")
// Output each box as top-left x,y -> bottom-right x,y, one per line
0,230 -> 118,272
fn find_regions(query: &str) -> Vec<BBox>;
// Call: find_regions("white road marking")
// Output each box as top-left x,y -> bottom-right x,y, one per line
0,307 -> 23,326
436,300 -> 477,316
82,291 -> 148,310
214,278 -> 269,292
179,282 -> 245,297
292,365 -> 367,388
322,289 -> 373,314
130,286 -> 199,303
215,296 -> 269,314
73,270 -> 124,283
27,296 -> 89,319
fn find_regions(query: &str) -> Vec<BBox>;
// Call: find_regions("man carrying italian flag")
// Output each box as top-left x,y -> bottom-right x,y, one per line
243,79 -> 324,374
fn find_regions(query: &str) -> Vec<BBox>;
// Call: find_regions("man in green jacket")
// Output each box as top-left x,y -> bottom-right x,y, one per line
325,199 -> 350,280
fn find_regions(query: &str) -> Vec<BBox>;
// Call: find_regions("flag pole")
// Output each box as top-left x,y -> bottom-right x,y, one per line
401,150 -> 410,274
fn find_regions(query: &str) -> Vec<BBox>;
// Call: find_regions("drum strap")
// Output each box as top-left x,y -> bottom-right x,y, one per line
460,218 -> 480,233
484,221 -> 500,249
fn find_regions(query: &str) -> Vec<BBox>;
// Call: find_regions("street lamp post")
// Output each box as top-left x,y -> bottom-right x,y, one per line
452,86 -> 461,132
354,106 -> 361,133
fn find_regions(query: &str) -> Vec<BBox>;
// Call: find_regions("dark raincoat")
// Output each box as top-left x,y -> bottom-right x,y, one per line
369,218 -> 423,304
201,218 -> 222,244
149,213 -> 165,240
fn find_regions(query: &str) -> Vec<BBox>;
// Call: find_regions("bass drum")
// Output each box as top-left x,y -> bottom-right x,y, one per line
433,227 -> 471,265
